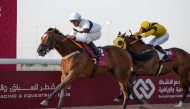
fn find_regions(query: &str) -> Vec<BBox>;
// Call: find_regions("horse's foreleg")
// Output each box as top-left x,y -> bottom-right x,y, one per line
57,86 -> 69,109
174,86 -> 188,107
122,93 -> 129,109
40,83 -> 63,106
57,74 -> 69,109
40,73 -> 76,107
128,71 -> 144,104
118,81 -> 129,109
174,67 -> 190,108
174,79 -> 189,107
122,82 -> 131,109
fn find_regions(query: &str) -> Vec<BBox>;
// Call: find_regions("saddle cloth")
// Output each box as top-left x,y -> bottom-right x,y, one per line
82,43 -> 108,66
156,49 -> 176,61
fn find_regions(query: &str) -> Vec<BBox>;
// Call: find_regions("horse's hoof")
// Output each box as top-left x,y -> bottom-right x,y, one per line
174,101 -> 183,107
137,99 -> 146,104
40,100 -> 48,106
113,98 -> 120,102
174,104 -> 182,107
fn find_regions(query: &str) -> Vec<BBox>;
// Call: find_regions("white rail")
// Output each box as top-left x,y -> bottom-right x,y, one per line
0,58 -> 61,64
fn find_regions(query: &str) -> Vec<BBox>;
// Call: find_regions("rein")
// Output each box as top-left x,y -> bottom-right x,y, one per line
124,36 -> 149,55
63,38 -> 82,49
47,32 -> 83,49
130,39 -> 138,44
123,36 -> 137,50
62,38 -> 83,60
130,27 -> 142,44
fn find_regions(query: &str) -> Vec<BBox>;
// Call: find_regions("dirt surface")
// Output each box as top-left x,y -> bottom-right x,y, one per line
44,103 -> 190,109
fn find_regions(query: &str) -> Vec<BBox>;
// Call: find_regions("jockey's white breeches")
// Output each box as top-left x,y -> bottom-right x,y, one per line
149,32 -> 169,46
75,30 -> 101,44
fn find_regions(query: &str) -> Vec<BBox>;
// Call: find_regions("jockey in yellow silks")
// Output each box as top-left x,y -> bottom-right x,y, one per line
132,21 -> 170,61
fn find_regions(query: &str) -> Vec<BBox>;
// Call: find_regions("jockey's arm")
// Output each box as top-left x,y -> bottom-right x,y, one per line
70,29 -> 77,37
141,29 -> 155,38
133,32 -> 139,37
133,28 -> 143,37
75,33 -> 88,42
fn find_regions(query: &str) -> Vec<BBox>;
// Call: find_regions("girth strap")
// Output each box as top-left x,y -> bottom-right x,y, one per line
154,60 -> 163,76
89,57 -> 100,78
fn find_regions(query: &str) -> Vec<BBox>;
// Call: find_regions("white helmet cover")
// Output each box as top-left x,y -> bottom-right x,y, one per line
69,12 -> 81,20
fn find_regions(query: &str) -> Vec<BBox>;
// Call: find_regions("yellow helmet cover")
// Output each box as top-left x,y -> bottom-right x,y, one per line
140,21 -> 150,29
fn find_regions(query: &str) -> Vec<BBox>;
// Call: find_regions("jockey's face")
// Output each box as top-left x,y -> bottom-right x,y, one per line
142,28 -> 148,33
70,19 -> 80,27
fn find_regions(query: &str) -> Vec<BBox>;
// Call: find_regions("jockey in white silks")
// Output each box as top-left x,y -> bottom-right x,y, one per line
66,12 -> 102,57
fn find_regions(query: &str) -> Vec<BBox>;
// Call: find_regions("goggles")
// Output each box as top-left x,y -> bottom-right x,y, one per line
70,20 -> 78,23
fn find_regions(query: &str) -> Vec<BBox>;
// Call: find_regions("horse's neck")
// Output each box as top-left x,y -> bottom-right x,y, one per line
130,43 -> 151,53
55,39 -> 80,57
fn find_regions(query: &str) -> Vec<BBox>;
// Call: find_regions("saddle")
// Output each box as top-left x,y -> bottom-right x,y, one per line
81,42 -> 108,67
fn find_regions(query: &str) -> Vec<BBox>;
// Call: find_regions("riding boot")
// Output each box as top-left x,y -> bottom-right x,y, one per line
88,41 -> 102,57
155,45 -> 170,61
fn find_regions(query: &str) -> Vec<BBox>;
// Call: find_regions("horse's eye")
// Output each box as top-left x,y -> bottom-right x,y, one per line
118,41 -> 123,46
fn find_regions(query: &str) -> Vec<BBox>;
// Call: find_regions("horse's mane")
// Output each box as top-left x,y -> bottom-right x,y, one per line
47,28 -> 65,37
138,39 -> 145,44
127,49 -> 155,62
124,35 -> 146,44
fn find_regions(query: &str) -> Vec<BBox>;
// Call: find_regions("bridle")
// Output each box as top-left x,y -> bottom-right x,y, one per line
40,31 -> 65,53
119,36 -> 138,50
40,31 -> 83,54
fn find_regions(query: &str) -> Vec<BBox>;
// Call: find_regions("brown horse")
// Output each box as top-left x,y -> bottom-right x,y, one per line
113,31 -> 190,107
37,28 -> 135,109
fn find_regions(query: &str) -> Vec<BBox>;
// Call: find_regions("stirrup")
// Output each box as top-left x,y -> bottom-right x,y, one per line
95,52 -> 102,57
94,49 -> 102,57
163,55 -> 170,61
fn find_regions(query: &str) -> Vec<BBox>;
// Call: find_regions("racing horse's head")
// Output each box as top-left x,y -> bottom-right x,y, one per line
37,28 -> 65,56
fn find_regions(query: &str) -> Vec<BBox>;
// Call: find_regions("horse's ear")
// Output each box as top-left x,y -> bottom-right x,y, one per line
123,32 -> 126,36
47,28 -> 53,31
118,31 -> 121,36
51,27 -> 56,32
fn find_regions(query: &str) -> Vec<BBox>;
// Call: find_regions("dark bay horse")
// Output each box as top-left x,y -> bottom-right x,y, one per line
37,28 -> 134,109
113,31 -> 190,107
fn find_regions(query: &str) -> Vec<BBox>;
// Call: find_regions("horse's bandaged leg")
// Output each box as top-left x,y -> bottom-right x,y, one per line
174,101 -> 183,107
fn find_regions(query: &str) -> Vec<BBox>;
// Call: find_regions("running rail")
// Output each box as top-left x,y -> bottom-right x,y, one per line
0,58 -> 61,64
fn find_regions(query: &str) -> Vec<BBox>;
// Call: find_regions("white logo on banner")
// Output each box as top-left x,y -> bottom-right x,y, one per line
130,79 -> 155,99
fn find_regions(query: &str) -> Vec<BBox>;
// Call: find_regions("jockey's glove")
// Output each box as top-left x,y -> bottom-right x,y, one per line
130,35 -> 136,38
137,35 -> 142,40
131,35 -> 142,40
